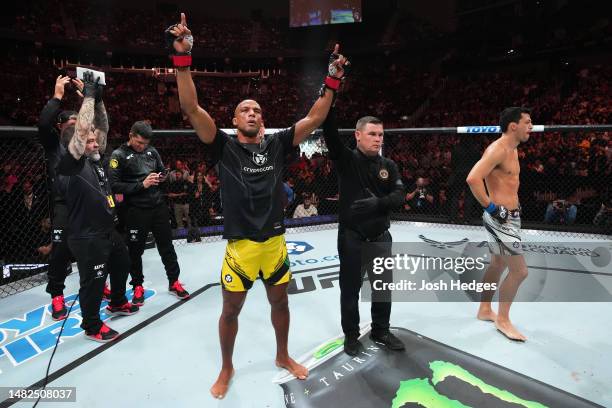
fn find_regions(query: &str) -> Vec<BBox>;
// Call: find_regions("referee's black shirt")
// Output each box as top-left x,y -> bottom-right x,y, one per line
322,109 -> 405,235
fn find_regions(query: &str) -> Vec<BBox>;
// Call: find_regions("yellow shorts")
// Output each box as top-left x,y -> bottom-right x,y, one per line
221,235 -> 291,292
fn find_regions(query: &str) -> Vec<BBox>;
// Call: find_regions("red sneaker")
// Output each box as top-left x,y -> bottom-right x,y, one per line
169,281 -> 190,300
86,323 -> 119,343
132,285 -> 145,306
51,295 -> 67,321
106,302 -> 140,316
102,282 -> 111,302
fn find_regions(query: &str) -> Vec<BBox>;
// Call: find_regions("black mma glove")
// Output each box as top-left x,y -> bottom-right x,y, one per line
319,46 -> 350,104
82,71 -> 100,99
484,202 -> 509,223
351,189 -> 380,215
165,24 -> 193,68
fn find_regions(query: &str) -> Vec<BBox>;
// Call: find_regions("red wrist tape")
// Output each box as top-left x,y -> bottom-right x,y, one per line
171,55 -> 192,67
324,76 -> 341,91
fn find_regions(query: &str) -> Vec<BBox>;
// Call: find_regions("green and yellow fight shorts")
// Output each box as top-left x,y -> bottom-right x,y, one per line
221,235 -> 291,292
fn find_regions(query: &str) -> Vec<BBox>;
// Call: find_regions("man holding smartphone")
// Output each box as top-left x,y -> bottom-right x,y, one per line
108,121 -> 189,305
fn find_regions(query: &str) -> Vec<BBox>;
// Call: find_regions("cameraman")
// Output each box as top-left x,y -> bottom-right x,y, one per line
405,177 -> 435,214
108,121 -> 189,306
544,196 -> 577,224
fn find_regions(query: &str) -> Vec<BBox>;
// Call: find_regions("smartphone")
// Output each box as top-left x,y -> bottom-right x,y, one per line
159,168 -> 170,176
76,67 -> 106,85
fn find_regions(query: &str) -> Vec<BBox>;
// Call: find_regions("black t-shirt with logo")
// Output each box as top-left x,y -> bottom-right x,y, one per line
208,127 -> 295,240
56,153 -> 115,239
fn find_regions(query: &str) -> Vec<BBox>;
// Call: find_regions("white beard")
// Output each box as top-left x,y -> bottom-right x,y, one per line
87,151 -> 101,162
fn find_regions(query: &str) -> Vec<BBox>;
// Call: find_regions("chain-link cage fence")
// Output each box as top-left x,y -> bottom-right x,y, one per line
1,129 -> 52,297
2,125 -> 611,297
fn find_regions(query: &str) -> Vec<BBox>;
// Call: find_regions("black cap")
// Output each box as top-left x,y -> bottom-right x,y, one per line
130,120 -> 153,139
57,110 -> 77,124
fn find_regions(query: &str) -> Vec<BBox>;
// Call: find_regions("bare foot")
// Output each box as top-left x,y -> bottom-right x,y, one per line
477,307 -> 497,322
210,368 -> 235,399
276,357 -> 308,380
495,319 -> 527,341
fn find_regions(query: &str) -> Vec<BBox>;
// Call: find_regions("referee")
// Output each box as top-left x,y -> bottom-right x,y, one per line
322,108 -> 406,356
108,121 -> 189,306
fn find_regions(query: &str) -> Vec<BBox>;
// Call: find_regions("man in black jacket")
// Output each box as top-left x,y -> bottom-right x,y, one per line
57,71 -> 138,342
37,75 -> 79,321
322,108 -> 406,356
108,121 -> 189,306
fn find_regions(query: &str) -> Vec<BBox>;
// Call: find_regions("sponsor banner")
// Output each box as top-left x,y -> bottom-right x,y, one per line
0,288 -> 156,372
359,239 -> 612,302
276,325 -> 600,408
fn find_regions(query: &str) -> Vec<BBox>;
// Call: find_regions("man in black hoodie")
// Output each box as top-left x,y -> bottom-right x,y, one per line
57,71 -> 138,342
322,108 -> 406,356
37,75 -> 80,321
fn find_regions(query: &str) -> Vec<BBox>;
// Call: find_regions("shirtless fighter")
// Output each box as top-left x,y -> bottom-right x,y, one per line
466,107 -> 533,341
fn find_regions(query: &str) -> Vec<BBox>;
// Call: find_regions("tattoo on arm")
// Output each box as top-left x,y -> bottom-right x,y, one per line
94,101 -> 109,154
69,97 -> 95,160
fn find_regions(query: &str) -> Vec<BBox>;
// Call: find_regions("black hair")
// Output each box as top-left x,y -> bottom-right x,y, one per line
130,120 -> 153,139
57,110 -> 77,124
499,107 -> 531,133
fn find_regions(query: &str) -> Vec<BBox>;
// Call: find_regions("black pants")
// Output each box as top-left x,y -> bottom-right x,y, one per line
125,204 -> 180,286
46,203 -> 74,297
338,227 -> 392,338
68,230 -> 130,334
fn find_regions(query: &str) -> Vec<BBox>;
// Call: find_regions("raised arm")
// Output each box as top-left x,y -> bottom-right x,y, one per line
67,72 -> 100,160
321,107 -> 349,160
294,44 -> 349,146
167,13 -> 217,144
38,76 -> 70,138
93,101 -> 109,154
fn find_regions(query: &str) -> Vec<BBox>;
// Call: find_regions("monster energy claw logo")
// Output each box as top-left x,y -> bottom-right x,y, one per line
276,326 -> 598,408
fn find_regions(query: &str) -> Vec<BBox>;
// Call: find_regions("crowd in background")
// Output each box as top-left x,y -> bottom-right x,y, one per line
1,0 -> 611,265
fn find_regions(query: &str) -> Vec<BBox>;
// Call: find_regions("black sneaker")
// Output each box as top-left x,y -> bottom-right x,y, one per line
370,330 -> 405,351
86,323 -> 119,343
169,281 -> 190,300
344,335 -> 362,357
51,295 -> 68,321
106,302 -> 140,316
132,285 -> 145,306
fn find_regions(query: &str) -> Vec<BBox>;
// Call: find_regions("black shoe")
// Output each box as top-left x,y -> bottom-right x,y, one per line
169,281 -> 190,300
51,295 -> 68,321
344,335 -> 362,356
370,330 -> 405,351
106,302 -> 140,316
132,285 -> 145,306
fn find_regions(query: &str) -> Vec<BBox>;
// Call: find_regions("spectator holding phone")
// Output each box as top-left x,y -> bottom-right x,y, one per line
108,121 -> 189,306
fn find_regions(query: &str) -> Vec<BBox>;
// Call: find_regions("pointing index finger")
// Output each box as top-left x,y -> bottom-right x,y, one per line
181,12 -> 187,26
333,43 -> 340,55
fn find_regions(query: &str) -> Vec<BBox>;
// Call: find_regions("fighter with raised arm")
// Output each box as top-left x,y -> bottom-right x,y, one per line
166,12 -> 349,399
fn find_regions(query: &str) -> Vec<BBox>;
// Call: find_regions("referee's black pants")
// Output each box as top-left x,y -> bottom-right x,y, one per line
338,227 -> 392,338
68,230 -> 129,334
46,203 -> 73,297
125,204 -> 180,287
